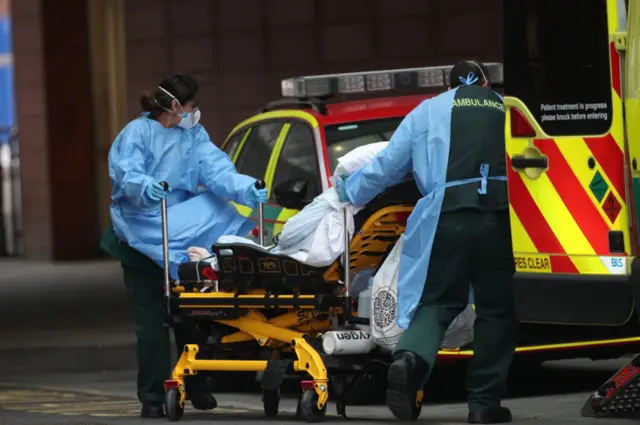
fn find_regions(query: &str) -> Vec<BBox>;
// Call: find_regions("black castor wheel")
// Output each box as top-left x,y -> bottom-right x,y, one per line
298,390 -> 327,423
263,389 -> 280,417
164,388 -> 184,422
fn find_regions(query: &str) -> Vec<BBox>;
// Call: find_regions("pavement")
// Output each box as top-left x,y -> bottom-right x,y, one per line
0,258 -> 137,374
0,359 -> 639,424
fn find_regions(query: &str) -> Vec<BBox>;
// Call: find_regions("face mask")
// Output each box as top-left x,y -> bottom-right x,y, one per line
158,86 -> 201,129
177,108 -> 201,129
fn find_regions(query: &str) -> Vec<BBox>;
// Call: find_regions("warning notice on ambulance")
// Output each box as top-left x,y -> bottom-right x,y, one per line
514,254 -> 551,273
539,102 -> 609,123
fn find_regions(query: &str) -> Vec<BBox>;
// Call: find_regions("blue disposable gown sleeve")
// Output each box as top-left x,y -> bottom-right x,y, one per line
109,122 -> 157,209
344,102 -> 426,207
196,126 -> 257,205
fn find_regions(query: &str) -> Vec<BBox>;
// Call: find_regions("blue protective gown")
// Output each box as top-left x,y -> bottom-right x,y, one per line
343,87 -> 505,330
108,116 -> 257,279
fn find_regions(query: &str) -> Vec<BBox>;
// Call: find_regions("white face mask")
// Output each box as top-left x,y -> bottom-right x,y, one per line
177,109 -> 201,129
158,86 -> 202,129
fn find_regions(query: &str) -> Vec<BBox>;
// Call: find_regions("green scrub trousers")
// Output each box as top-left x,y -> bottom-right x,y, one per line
101,225 -> 208,405
394,209 -> 518,411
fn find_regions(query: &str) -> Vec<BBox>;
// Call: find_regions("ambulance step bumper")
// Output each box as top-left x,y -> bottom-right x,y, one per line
514,272 -> 632,325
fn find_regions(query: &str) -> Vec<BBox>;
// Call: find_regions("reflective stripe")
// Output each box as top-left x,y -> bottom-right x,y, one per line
231,128 -> 251,162
264,124 -> 291,196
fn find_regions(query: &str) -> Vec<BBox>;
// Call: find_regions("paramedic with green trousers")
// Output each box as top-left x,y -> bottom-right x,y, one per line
101,74 -> 267,419
336,61 -> 518,423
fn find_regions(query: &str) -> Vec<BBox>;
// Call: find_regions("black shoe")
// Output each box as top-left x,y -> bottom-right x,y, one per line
189,392 -> 218,411
386,351 -> 428,421
468,406 -> 512,424
140,403 -> 165,418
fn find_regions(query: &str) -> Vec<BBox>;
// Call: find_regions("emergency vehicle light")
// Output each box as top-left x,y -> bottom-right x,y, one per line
281,63 -> 503,98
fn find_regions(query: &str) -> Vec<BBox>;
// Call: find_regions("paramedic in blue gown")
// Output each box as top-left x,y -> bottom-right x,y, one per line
100,74 -> 267,418
336,61 -> 517,424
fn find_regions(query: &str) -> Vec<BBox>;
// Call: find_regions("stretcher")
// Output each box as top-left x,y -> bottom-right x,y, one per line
159,180 -> 423,422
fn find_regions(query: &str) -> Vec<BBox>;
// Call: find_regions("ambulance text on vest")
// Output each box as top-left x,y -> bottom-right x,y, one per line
452,98 -> 505,112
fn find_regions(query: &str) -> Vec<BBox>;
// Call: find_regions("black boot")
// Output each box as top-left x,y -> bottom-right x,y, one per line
468,406 -> 512,424
189,392 -> 218,411
140,403 -> 165,418
386,351 -> 428,421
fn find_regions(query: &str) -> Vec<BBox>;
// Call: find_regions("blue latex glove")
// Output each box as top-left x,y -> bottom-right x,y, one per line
145,182 -> 169,203
336,177 -> 350,203
245,185 -> 268,207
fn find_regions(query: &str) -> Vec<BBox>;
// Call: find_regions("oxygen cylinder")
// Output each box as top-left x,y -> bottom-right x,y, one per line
322,330 -> 375,355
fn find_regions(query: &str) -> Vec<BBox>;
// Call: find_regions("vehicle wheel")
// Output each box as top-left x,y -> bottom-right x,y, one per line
263,390 -> 280,417
164,388 -> 184,422
298,390 -> 327,423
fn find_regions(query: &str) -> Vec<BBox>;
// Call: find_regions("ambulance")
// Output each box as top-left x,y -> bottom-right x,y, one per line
504,0 -> 640,359
217,0 -> 640,363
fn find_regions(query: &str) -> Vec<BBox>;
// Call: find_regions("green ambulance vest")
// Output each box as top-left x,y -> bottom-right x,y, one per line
441,85 -> 509,213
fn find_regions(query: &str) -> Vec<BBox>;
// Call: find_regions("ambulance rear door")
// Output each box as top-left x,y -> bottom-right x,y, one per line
504,0 -> 632,326
625,0 -> 640,249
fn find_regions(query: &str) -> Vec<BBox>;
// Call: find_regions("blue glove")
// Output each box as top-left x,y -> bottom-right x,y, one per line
145,182 -> 169,203
245,185 -> 268,207
336,177 -> 350,203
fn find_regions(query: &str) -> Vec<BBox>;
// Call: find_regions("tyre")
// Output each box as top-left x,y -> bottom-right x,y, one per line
164,388 -> 184,422
298,390 -> 327,423
263,389 -> 280,417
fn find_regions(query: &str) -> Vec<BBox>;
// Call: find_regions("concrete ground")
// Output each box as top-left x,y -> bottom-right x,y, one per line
0,258 -> 136,374
1,259 -> 640,424
1,359 -> 639,424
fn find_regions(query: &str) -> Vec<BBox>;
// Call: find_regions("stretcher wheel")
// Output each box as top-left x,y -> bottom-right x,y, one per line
298,390 -> 327,423
263,390 -> 279,417
164,388 -> 184,422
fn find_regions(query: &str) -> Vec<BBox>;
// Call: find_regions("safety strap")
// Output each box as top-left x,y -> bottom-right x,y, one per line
439,163 -> 506,195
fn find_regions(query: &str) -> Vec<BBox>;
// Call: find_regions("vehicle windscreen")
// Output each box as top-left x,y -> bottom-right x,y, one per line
504,0 -> 612,136
324,118 -> 403,171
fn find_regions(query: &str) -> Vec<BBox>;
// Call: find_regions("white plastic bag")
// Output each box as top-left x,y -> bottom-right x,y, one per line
371,236 -> 476,351
371,236 -> 405,351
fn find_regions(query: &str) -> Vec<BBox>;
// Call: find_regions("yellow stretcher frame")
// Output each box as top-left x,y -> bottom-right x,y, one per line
163,205 -> 420,420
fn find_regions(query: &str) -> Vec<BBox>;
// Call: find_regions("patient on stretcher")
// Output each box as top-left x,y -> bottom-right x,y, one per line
183,142 -> 391,271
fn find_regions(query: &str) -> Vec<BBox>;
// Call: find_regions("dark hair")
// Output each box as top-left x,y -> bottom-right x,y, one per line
449,61 -> 491,89
140,74 -> 200,119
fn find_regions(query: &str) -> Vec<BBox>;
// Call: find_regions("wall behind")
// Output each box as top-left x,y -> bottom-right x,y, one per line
125,0 -> 503,144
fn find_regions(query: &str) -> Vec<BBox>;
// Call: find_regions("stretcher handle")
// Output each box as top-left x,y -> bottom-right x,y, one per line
255,180 -> 266,246
159,181 -> 171,302
342,207 -> 352,323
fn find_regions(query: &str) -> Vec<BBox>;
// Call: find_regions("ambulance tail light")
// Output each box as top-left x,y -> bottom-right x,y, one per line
510,108 -> 536,138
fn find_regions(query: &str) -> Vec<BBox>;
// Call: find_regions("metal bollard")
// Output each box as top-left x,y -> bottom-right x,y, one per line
255,180 -> 266,246
159,181 -> 171,302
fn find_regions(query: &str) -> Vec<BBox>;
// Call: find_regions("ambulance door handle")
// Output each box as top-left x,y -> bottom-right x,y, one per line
511,155 -> 548,170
